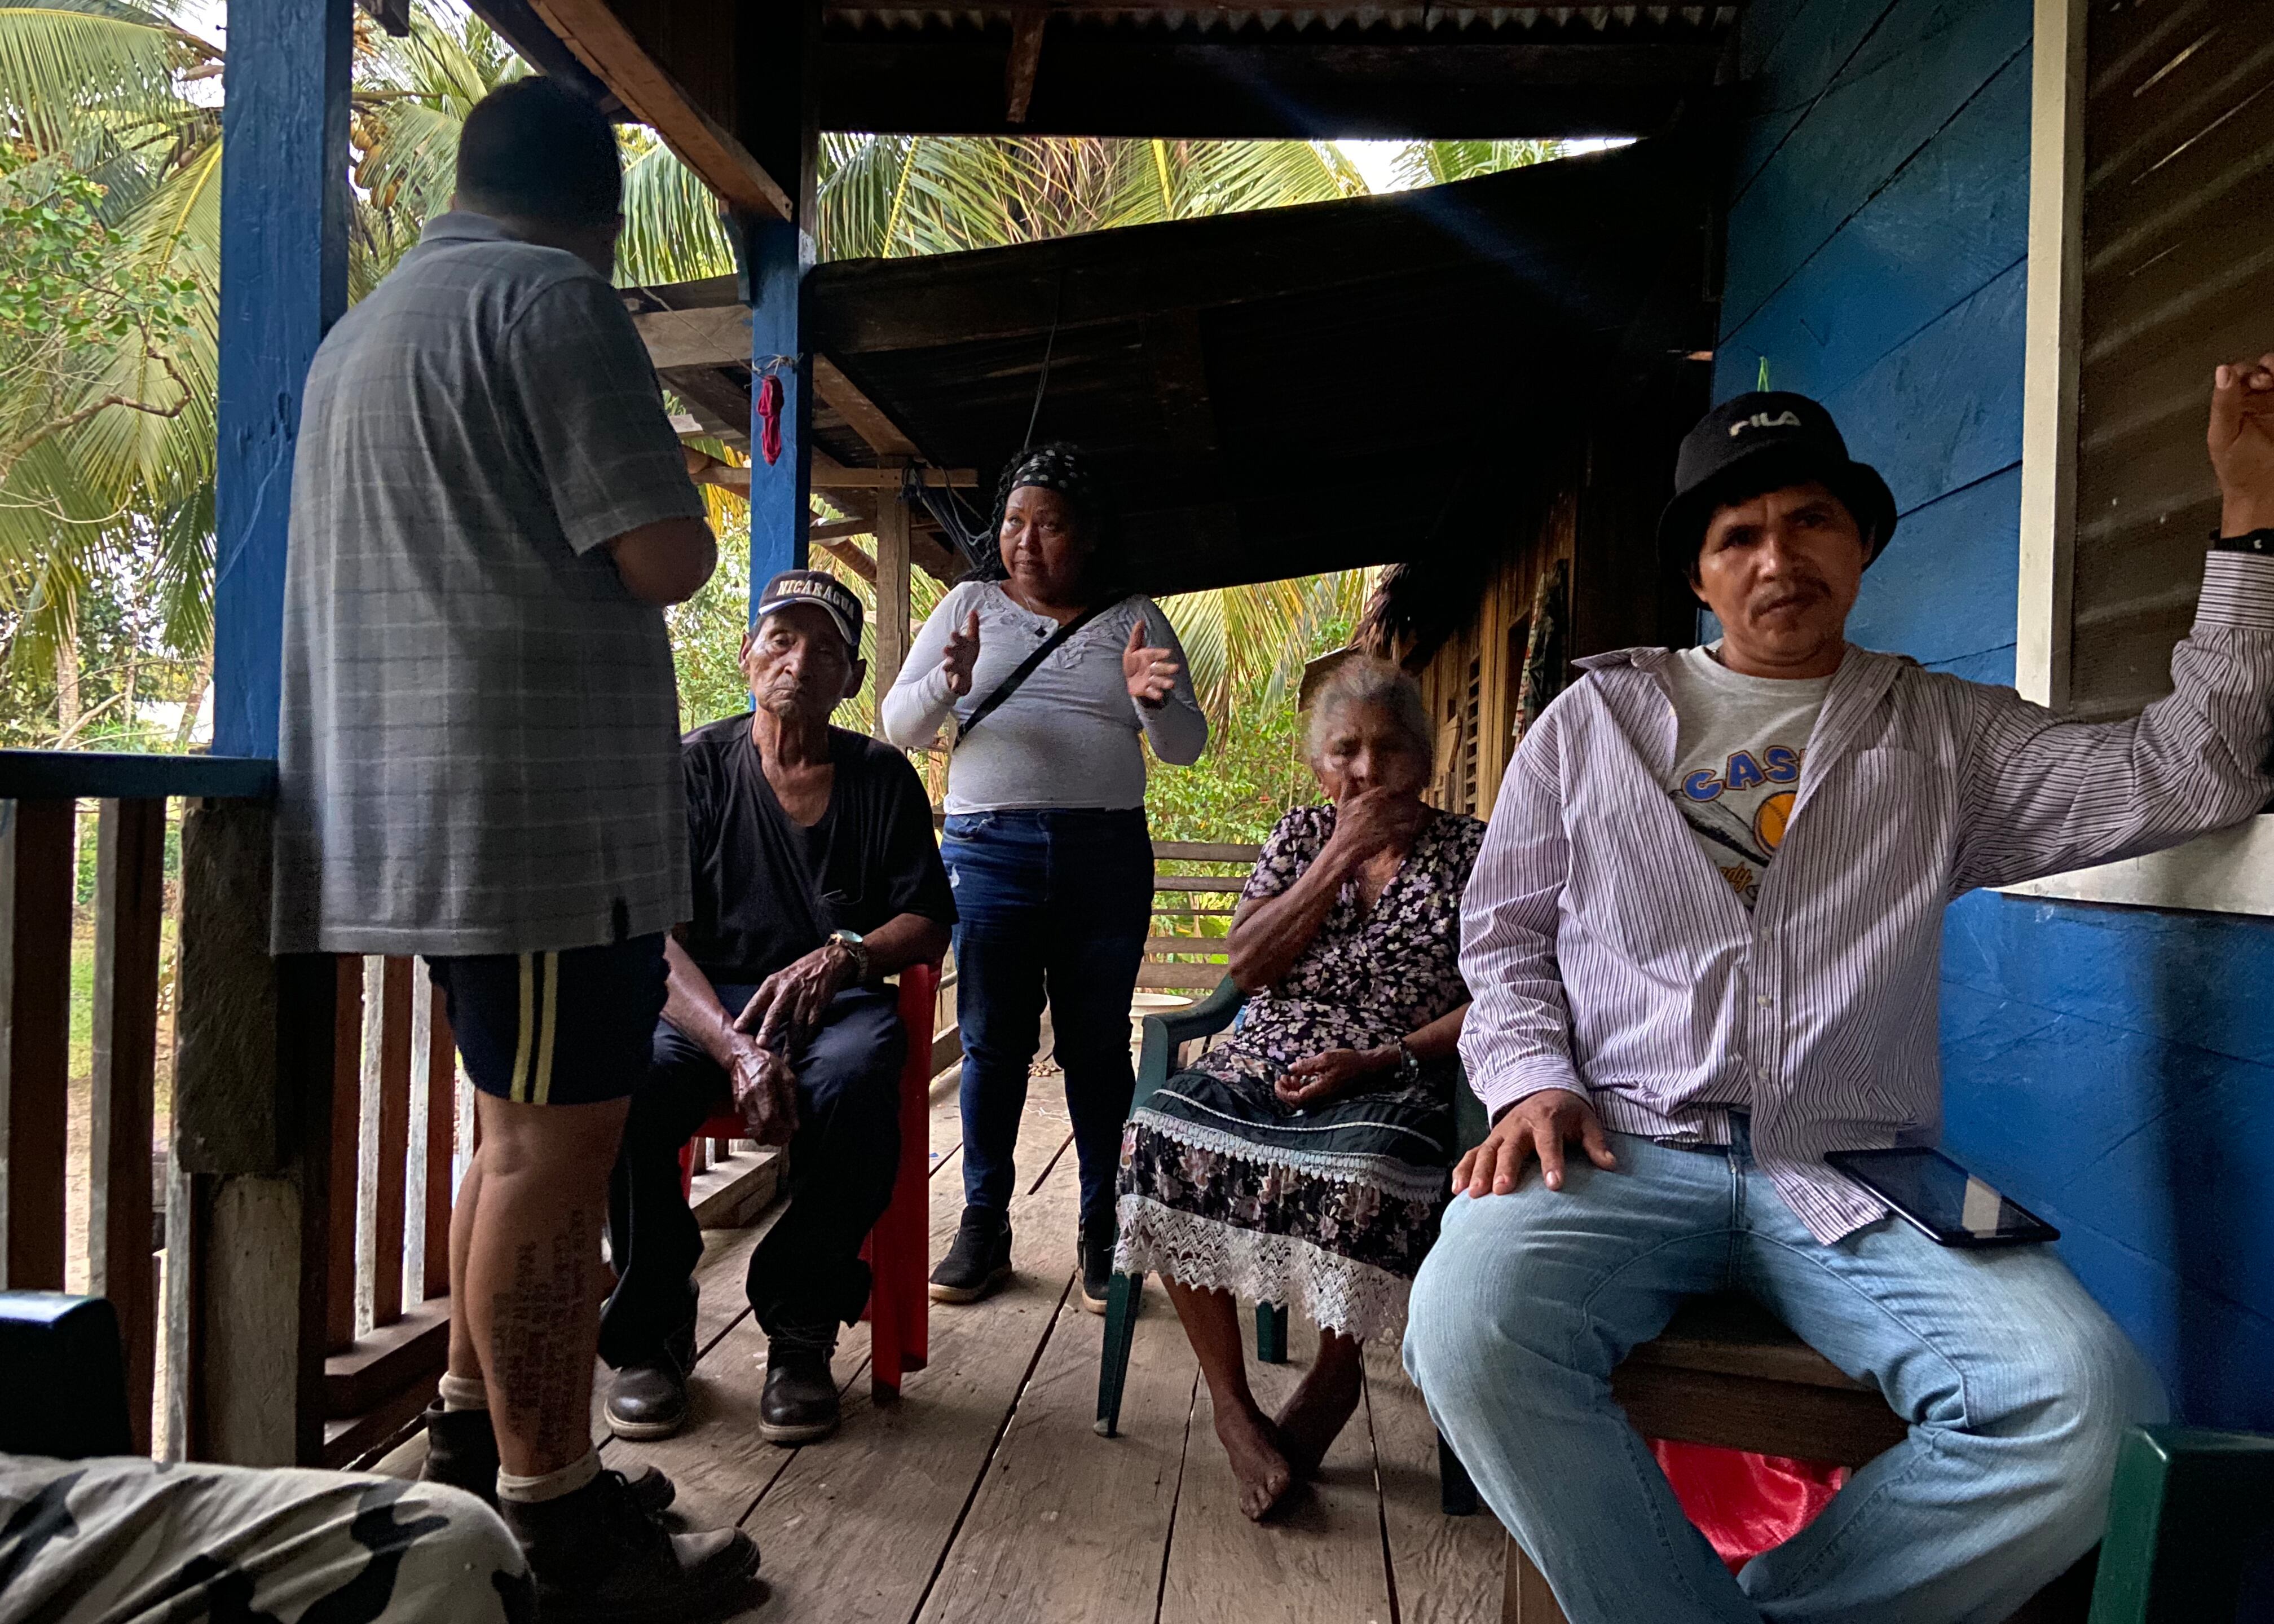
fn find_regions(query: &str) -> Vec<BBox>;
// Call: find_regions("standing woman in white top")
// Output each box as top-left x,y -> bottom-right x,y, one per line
881,444 -> 1207,1312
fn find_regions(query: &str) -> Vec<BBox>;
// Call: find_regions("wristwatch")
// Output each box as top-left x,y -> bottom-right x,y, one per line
1395,1039 -> 1422,1084
829,928 -> 870,983
2212,526 -> 2274,556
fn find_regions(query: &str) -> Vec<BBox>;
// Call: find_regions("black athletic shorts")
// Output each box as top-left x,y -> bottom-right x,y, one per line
427,934 -> 667,1106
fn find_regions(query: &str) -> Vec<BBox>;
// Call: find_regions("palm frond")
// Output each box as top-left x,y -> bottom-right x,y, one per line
0,3 -> 212,152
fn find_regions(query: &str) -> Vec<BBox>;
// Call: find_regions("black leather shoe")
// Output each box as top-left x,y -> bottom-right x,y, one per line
1077,1207 -> 1117,1316
606,1318 -> 695,1441
500,1469 -> 757,1624
759,1338 -> 840,1446
607,1362 -> 689,1441
424,1398 -> 677,1513
928,1206 -> 1012,1303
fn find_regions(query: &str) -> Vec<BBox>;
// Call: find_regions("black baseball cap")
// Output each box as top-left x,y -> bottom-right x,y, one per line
753,569 -> 863,655
1656,392 -> 1899,579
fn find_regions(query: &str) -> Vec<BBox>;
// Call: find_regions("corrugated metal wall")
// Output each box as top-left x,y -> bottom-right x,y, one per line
2070,0 -> 2274,720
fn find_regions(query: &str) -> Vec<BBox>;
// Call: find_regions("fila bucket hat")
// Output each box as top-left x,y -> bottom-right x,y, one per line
1656,391 -> 1900,579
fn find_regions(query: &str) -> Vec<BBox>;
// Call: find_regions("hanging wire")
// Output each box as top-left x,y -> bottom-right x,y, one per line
1021,267 -> 1067,451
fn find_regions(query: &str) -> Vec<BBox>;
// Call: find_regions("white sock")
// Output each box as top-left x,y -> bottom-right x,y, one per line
438,1373 -> 489,1413
496,1449 -> 601,1505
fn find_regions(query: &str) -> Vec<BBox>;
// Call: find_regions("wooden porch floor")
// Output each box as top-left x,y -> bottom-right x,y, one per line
596,1083 -> 1509,1623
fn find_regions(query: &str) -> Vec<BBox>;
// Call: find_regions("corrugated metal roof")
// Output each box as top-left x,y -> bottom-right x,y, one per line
826,7 -> 1738,34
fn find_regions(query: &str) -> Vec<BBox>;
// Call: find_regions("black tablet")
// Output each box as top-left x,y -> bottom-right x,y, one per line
1825,1147 -> 2061,1247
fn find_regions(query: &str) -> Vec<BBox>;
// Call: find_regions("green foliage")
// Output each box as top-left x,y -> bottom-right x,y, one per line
1391,139 -> 1559,189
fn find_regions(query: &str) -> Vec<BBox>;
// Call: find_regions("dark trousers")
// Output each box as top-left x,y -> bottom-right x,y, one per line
942,808 -> 1153,1228
598,985 -> 904,1363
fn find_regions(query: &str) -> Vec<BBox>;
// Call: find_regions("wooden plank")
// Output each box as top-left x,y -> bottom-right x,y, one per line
818,539 -> 878,585
1609,1363 -> 1907,1467
370,957 -> 413,1327
2,796 -> 73,1290
689,1144 -> 783,1231
1145,936 -> 1229,956
327,956 -> 363,1351
90,798 -> 165,1451
1152,876 -> 1248,894
1138,963 -> 1233,991
1501,1539 -> 1567,1624
1364,1340 -> 1504,1624
325,1294 -> 450,1416
811,518 -> 873,542
1153,841 -> 1263,863
420,975 -> 455,1301
1158,1313 -> 1396,1624
915,1283 -> 1197,1622
874,465 -> 913,712
1003,12 -> 1047,123
812,462 -> 977,491
634,303 -> 753,372
728,1112 -> 1083,1621
523,0 -> 791,219
814,355 -> 924,459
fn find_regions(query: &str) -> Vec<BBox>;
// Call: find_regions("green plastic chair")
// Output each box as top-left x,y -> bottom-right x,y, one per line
2086,1423 -> 2274,1623
1093,975 -> 1484,1516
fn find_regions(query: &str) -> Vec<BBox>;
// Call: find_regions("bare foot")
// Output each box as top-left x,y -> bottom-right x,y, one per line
1214,1398 -> 1296,1521
1275,1356 -> 1363,1478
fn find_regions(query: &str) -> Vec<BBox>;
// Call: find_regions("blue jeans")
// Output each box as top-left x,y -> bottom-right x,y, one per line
944,809 -> 1153,1226
1404,1122 -> 2166,1624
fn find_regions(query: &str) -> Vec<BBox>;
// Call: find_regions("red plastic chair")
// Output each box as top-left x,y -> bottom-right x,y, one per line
677,960 -> 938,1398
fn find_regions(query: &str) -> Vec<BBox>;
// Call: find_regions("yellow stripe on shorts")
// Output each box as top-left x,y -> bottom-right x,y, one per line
532,952 -> 561,1106
510,952 -> 535,1103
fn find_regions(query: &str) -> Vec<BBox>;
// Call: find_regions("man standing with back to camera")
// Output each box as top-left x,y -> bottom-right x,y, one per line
272,78 -> 757,1622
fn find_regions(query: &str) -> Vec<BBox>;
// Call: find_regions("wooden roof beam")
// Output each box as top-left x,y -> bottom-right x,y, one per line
1005,14 -> 1046,125
524,0 -> 791,219
812,356 -> 925,460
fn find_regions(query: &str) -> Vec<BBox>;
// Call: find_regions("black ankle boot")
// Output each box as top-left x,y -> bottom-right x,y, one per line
499,1469 -> 757,1624
1077,1207 -> 1117,1316
928,1206 -> 1012,1304
759,1332 -> 840,1446
606,1318 -> 696,1441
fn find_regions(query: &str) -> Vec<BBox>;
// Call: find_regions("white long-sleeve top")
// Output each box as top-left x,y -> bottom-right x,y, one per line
880,581 -> 1207,813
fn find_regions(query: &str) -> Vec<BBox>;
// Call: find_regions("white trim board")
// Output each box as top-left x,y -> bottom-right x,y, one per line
2007,0 -> 2272,920
2007,816 -> 2274,917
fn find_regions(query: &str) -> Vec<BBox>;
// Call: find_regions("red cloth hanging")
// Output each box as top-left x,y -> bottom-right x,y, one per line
756,372 -> 784,466
1652,1440 -> 1846,1572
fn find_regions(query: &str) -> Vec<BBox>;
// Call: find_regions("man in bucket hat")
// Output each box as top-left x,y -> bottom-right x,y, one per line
598,570 -> 953,1449
1408,360 -> 2274,1622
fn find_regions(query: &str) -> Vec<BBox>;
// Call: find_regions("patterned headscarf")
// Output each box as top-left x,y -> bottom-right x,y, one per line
979,442 -> 1108,580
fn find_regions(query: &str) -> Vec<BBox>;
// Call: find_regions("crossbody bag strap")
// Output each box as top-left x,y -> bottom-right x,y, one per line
953,601 -> 1114,747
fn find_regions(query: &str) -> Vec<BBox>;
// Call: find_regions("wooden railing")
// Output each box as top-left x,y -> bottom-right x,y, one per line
1143,840 -> 1262,994
0,752 -> 468,1471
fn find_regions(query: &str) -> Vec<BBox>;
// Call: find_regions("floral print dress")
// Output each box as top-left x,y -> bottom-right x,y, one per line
1114,802 -> 1487,1341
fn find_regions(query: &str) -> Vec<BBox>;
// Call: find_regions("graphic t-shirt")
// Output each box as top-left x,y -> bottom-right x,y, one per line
1662,646 -> 1831,908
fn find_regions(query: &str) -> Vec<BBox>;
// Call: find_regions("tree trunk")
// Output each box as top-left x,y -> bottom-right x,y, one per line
56,628 -> 81,740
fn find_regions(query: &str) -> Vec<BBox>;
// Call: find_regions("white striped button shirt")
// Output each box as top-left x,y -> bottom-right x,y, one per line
1457,553 -> 2274,1242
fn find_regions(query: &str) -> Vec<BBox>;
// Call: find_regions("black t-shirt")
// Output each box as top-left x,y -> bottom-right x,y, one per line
679,715 -> 955,986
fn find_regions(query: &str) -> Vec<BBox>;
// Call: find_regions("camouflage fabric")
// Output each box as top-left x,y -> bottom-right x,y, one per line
0,1454 -> 529,1624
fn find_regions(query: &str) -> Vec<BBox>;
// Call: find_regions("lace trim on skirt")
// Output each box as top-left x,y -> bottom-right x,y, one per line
1112,1195 -> 1414,1344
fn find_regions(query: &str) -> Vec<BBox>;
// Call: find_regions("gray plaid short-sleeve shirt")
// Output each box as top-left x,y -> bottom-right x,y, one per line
272,212 -> 704,956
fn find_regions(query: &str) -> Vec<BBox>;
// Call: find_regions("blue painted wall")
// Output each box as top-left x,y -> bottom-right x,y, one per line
1721,0 -> 2273,1428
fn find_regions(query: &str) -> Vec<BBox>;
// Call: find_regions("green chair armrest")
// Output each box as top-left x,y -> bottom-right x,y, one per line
1452,1059 -> 1490,1156
1135,976 -> 1248,1106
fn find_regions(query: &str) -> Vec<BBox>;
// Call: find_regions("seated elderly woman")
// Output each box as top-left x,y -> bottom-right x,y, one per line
1114,657 -> 1485,1521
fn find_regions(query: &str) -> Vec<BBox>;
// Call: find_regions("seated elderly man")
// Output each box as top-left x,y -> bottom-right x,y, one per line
599,570 -> 953,1447
1116,658 -> 1483,1522
1408,359 -> 2274,1623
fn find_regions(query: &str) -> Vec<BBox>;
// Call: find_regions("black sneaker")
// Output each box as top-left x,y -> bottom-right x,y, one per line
1077,1207 -> 1117,1316
421,1400 -> 676,1515
759,1334 -> 840,1446
928,1206 -> 1012,1303
500,1468 -> 757,1624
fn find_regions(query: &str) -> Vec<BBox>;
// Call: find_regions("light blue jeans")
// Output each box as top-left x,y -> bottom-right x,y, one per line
1403,1123 -> 2165,1624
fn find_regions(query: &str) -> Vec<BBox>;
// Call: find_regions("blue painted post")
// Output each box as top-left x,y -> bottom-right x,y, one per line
211,0 -> 352,758
744,215 -> 812,612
